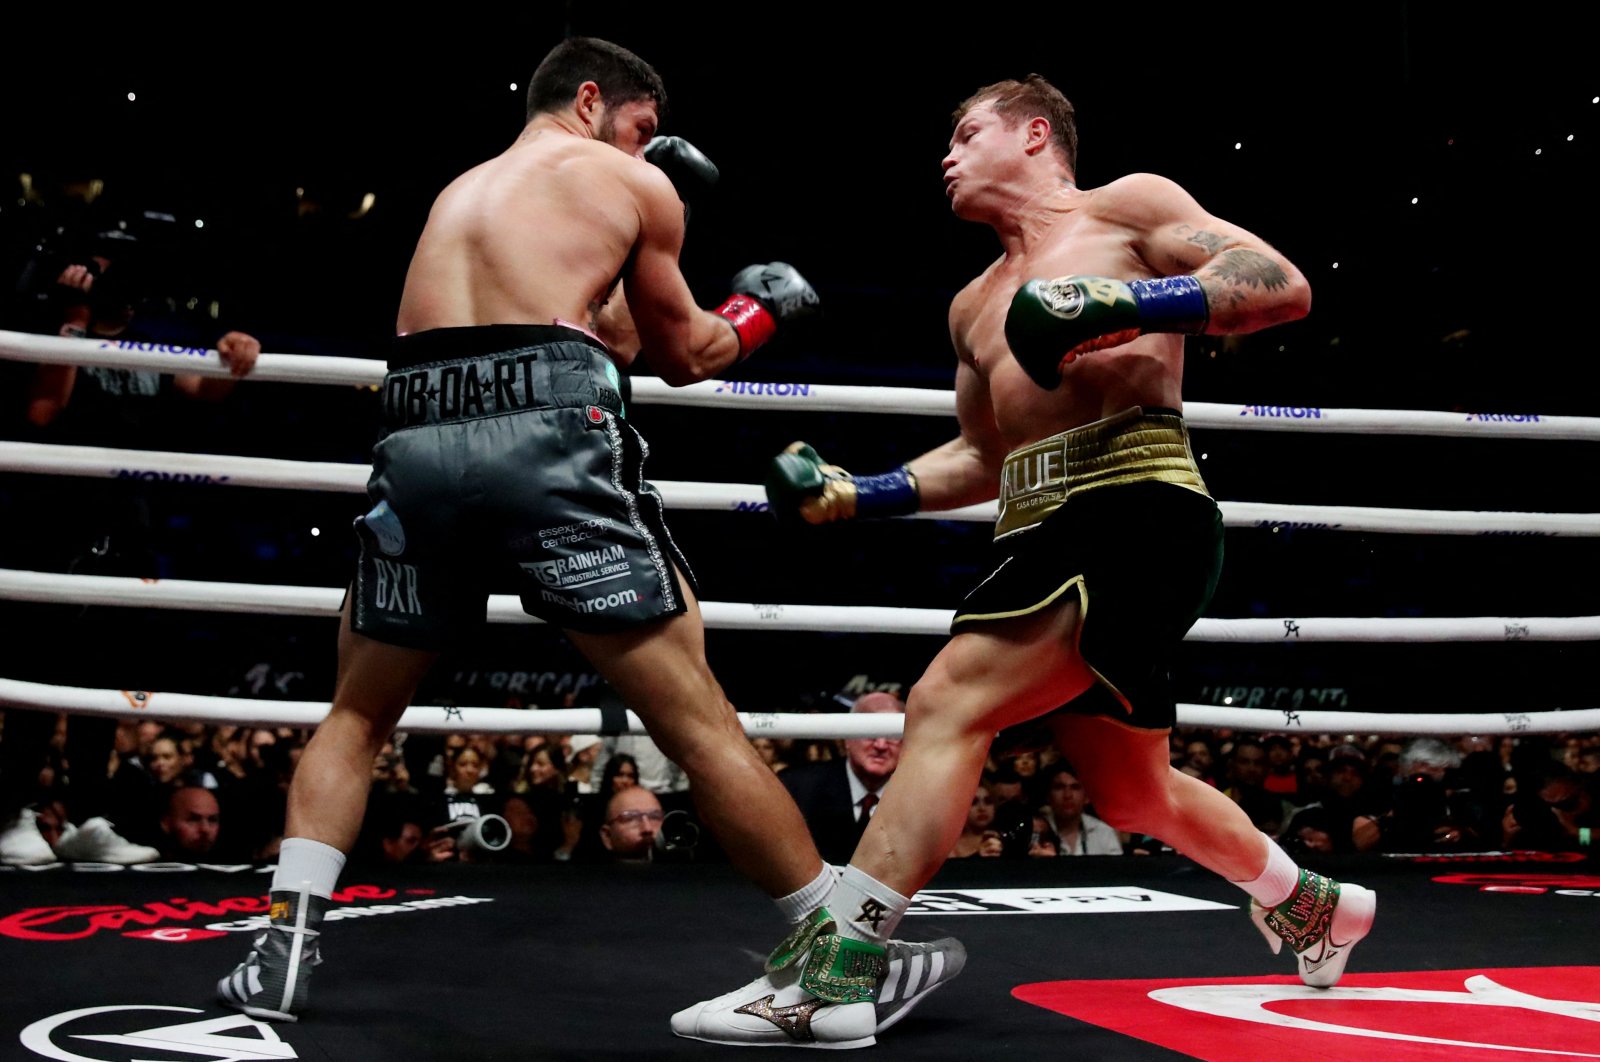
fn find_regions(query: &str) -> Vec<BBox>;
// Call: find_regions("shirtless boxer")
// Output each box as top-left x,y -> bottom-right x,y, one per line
673,74 -> 1374,1049
216,37 -> 961,1026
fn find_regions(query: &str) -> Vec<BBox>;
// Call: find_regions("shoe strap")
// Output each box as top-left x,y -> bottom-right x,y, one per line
799,933 -> 886,1005
1261,869 -> 1340,955
765,906 -> 834,974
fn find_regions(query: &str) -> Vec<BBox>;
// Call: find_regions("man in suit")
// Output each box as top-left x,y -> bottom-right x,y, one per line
779,692 -> 905,863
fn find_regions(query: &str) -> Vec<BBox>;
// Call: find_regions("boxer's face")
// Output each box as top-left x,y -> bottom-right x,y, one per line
598,98 -> 660,159
943,102 -> 1022,220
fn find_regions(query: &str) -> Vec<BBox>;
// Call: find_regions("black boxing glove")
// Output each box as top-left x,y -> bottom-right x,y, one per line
644,136 -> 719,221
714,262 -> 820,361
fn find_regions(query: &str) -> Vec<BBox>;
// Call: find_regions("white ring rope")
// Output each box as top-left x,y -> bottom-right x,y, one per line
1,678 -> 1593,738
4,441 -> 1596,536
4,329 -> 1597,439
2,568 -> 1596,642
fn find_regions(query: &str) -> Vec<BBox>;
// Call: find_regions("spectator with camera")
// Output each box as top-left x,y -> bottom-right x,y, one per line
1371,738 -> 1483,852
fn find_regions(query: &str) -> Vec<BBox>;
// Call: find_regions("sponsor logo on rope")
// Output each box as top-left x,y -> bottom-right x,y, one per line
21,1005 -> 297,1061
905,887 -> 1233,916
1282,620 -> 1301,638
1465,413 -> 1542,423
711,381 -> 813,396
112,469 -> 232,484
1238,405 -> 1324,418
98,339 -> 215,357
1377,850 -> 1585,864
1255,520 -> 1343,531
1503,624 -> 1531,640
1503,712 -> 1532,732
1015,967 -> 1600,1059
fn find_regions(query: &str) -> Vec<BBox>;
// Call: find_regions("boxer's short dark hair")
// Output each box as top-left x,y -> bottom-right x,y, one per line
526,37 -> 667,123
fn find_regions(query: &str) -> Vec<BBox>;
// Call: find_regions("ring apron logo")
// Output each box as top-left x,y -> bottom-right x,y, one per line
20,1004 -> 297,1061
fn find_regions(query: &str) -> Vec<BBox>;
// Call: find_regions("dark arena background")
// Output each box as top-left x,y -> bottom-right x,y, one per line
0,4 -> 1596,1060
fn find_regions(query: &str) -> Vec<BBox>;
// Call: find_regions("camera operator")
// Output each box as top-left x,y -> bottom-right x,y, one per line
1374,738 -> 1483,852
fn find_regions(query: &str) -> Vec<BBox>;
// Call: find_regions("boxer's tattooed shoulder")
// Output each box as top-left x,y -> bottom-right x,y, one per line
1205,248 -> 1290,291
1175,224 -> 1229,257
586,298 -> 603,334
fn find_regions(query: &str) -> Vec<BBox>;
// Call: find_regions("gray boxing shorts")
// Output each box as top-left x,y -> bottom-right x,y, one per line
350,324 -> 695,648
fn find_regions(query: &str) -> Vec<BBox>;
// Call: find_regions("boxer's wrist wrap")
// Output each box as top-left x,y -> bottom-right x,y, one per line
715,294 -> 777,361
1582,827 -> 1592,848
1129,275 -> 1210,335
59,324 -> 86,339
853,466 -> 920,518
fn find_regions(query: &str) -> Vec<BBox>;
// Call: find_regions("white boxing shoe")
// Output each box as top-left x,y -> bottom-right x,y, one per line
1251,869 -> 1376,988
671,908 -> 965,1049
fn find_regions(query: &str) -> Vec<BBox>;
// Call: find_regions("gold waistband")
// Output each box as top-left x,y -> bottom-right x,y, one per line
994,408 -> 1208,539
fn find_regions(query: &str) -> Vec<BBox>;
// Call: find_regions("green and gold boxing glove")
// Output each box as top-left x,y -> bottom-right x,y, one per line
765,442 -> 919,525
1005,274 -> 1210,389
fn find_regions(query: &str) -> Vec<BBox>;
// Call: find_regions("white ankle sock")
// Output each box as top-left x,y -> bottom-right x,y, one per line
775,862 -> 839,924
829,864 -> 910,945
1232,834 -> 1300,908
271,837 -> 346,899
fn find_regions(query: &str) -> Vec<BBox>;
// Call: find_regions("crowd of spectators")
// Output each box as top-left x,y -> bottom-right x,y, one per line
938,726 -> 1599,861
2,703 -> 1595,869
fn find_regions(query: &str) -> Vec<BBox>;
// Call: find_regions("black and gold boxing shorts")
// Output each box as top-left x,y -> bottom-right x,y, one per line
951,407 -> 1223,731
350,324 -> 695,647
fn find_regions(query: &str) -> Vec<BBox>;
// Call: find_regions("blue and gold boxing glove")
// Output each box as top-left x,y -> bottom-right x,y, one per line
765,442 -> 918,524
1005,274 -> 1210,389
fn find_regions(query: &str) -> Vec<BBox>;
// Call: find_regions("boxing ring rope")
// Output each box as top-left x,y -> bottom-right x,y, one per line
2,678 -> 1595,739
4,329 -> 1598,439
4,442 -> 1597,536
2,330 -> 1596,740
3,568 -> 1597,643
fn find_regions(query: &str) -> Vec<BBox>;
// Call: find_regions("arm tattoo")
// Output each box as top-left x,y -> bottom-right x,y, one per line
1203,248 -> 1289,291
1176,224 -> 1229,257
